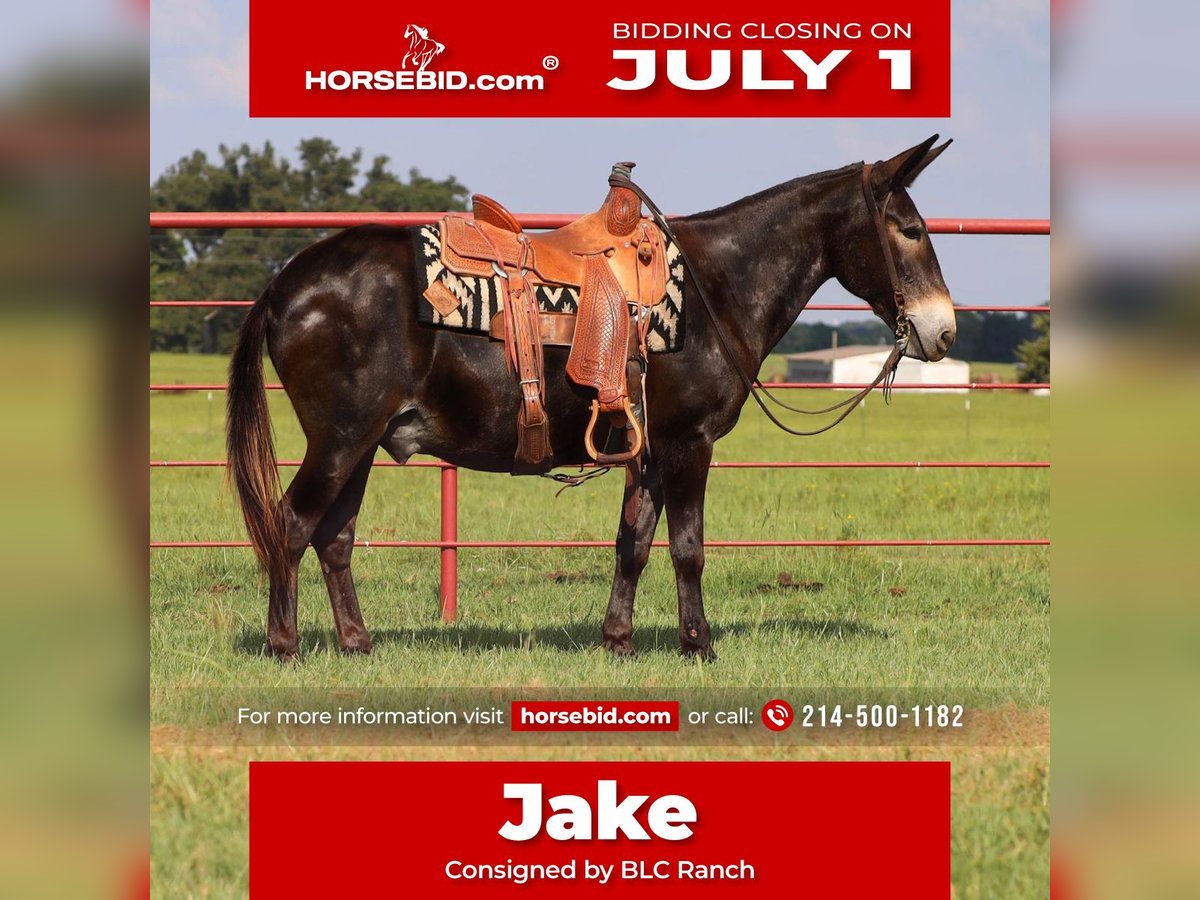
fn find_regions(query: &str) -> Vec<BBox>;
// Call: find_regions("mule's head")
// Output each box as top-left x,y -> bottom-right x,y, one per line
835,135 -> 957,361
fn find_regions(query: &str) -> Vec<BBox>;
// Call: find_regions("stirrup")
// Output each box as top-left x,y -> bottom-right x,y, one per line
583,397 -> 644,465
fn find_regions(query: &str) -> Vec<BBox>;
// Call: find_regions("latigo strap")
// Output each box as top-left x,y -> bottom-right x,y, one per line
505,268 -> 554,473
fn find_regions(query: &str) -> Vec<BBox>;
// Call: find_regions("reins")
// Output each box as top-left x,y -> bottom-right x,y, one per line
610,163 -> 910,438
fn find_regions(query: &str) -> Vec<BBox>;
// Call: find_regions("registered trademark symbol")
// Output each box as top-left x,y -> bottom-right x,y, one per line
542,55 -> 559,70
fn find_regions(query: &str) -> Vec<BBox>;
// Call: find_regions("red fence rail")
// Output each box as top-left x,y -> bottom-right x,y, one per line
152,539 -> 1049,549
150,300 -> 1050,313
150,381 -> 1050,392
149,457 -> 1051,620
149,211 -> 1050,621
150,212 -> 1050,234
149,460 -> 1049,469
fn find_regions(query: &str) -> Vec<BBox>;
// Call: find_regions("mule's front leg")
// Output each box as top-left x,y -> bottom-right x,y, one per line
602,461 -> 664,656
661,443 -> 717,660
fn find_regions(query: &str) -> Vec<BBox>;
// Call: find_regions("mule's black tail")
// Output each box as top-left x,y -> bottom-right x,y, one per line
226,289 -> 286,581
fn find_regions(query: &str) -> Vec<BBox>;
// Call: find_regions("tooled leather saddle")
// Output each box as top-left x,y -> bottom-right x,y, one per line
429,162 -> 670,474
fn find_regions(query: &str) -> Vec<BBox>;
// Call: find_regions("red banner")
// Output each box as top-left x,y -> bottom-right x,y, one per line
249,0 -> 950,118
250,761 -> 949,897
511,701 -> 680,732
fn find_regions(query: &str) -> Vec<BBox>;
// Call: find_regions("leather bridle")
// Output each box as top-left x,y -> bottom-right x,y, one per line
861,162 -> 910,349
857,162 -> 939,366
612,163 -> 909,439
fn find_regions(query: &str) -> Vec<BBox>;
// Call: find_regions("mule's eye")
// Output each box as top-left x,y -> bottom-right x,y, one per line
901,225 -> 923,241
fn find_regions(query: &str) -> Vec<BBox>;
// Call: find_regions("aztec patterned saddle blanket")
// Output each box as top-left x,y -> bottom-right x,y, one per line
412,219 -> 685,353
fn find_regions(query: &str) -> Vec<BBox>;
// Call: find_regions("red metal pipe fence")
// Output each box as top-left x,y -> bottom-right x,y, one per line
150,212 -> 1050,234
438,466 -> 458,620
150,300 -> 1050,313
150,381 -> 1050,392
151,539 -> 1049,549
150,457 -> 1051,622
149,460 -> 1049,469
149,211 -> 1050,621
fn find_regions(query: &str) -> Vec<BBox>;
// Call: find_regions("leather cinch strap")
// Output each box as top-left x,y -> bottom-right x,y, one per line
477,225 -> 553,473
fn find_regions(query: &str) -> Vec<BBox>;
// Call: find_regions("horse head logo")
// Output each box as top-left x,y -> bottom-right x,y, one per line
402,24 -> 446,72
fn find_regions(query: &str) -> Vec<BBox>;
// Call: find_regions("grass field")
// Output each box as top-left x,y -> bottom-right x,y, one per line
150,350 -> 1050,897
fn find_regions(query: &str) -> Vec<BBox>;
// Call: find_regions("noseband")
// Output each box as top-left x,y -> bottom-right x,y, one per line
611,164 -> 908,439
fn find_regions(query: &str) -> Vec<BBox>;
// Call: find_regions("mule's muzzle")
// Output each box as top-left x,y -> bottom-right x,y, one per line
903,295 -> 956,361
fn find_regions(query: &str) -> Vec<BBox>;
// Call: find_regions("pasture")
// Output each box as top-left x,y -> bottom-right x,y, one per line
151,351 -> 1048,700
151,350 -> 1049,897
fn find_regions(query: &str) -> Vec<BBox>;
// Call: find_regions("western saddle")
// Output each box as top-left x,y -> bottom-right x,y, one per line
431,162 -> 670,474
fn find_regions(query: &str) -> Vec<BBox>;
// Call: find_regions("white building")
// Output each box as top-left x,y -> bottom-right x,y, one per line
784,344 -> 971,393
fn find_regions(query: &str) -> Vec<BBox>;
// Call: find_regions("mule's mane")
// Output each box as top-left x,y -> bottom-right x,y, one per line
679,161 -> 860,224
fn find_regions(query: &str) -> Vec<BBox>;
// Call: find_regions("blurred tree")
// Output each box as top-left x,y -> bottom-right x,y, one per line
150,139 -> 469,352
769,308 -> 1042,365
949,310 -> 984,359
359,158 -> 469,212
1015,312 -> 1050,383
772,319 -> 891,354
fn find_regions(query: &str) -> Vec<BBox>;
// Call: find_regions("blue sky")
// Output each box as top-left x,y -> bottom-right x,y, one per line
150,0 -> 1050,321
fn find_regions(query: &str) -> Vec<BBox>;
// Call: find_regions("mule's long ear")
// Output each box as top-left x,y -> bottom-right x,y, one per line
873,135 -> 940,192
901,138 -> 952,187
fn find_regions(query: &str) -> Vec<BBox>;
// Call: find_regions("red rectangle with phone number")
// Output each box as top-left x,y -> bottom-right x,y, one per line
249,0 -> 949,118
249,761 -> 948,897
511,701 -> 679,731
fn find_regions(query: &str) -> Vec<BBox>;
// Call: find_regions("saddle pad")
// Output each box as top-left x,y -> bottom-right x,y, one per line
412,223 -> 685,354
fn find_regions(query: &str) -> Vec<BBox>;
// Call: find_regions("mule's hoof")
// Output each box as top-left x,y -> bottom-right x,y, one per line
603,639 -> 636,658
339,636 -> 373,656
267,626 -> 301,660
681,644 -> 718,663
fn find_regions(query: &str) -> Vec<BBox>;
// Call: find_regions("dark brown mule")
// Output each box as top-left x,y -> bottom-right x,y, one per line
227,136 -> 956,661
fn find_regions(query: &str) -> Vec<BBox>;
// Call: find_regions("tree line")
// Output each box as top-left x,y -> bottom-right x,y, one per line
150,138 -> 469,352
772,310 -> 1047,370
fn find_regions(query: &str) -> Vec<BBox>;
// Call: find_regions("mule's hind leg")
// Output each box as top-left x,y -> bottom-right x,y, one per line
310,448 -> 376,654
602,460 -> 664,656
268,440 -> 378,659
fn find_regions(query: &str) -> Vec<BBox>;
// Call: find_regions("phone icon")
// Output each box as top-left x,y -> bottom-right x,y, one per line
761,699 -> 794,732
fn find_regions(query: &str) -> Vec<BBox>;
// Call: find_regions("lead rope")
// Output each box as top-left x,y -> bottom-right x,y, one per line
609,165 -> 908,438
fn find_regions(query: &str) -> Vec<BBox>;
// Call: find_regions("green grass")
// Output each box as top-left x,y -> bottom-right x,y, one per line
969,361 -> 1020,382
152,351 -> 1047,698
150,350 -> 1049,898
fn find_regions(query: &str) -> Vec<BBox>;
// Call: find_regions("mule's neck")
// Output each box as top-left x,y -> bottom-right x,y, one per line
672,165 -> 861,372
